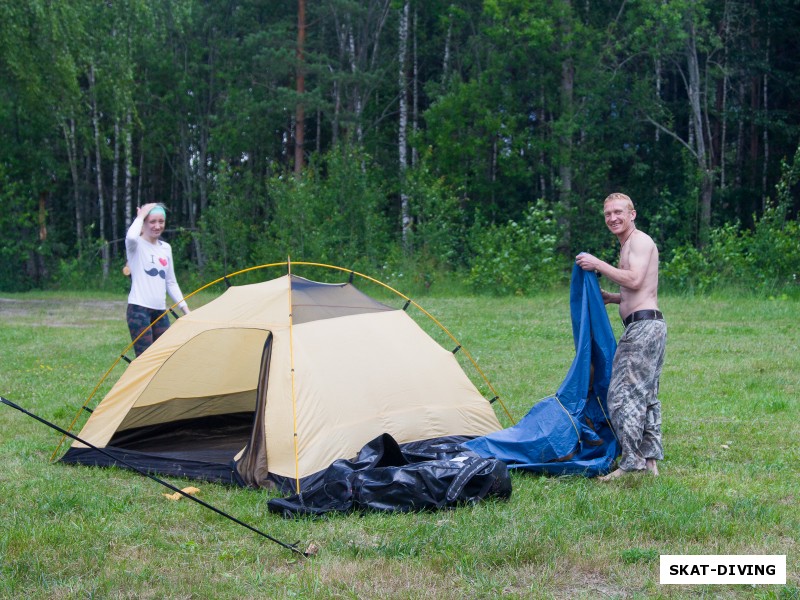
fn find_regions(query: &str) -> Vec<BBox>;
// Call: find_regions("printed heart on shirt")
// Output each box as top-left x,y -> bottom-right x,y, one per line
159,258 -> 168,266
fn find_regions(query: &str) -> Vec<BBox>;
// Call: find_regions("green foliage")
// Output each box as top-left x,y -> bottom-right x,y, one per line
403,156 -> 467,268
256,146 -> 391,272
3,1 -> 800,296
630,170 -> 700,258
50,250 -> 127,294
466,201 -> 567,295
0,166 -> 39,292
422,78 -> 507,219
662,213 -> 800,295
663,147 -> 800,295
775,144 -> 800,211
197,161 -> 267,278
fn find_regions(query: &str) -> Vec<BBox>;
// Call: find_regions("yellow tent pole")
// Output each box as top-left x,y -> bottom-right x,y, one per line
286,258 -> 302,494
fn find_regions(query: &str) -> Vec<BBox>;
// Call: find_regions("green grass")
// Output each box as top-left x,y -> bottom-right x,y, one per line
0,290 -> 798,599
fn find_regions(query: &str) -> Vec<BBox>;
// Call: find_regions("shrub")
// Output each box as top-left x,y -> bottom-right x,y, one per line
662,213 -> 799,295
402,158 -> 466,269
196,162 -> 266,279
466,200 -> 566,295
0,166 -> 40,291
255,146 -> 391,273
663,145 -> 800,296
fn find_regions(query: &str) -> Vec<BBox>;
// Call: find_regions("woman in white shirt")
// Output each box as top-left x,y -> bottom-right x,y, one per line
125,202 -> 190,356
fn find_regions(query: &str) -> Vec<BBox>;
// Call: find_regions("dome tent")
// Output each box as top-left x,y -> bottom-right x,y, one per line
60,265 -> 504,494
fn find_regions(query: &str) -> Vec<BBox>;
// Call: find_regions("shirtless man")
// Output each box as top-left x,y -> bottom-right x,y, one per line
575,192 -> 667,480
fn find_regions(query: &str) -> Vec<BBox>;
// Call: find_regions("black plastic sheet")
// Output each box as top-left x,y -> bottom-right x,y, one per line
267,434 -> 511,517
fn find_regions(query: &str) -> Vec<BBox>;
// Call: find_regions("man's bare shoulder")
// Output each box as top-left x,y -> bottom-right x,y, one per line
629,230 -> 658,256
632,229 -> 655,246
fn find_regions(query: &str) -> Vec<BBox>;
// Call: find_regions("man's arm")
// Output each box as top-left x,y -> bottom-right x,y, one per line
575,236 -> 654,290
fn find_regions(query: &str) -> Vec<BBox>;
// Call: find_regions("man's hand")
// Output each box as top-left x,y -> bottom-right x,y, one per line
600,288 -> 620,305
575,252 -> 601,272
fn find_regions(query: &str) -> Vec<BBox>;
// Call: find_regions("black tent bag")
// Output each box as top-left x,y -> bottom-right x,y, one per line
267,433 -> 512,517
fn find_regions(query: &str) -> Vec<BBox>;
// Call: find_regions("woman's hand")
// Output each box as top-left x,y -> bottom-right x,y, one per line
137,203 -> 157,219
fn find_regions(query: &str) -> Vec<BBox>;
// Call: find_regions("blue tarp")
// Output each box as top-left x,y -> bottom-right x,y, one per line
465,265 -> 620,477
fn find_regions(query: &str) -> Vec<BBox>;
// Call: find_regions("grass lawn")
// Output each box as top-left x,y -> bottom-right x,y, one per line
0,286 -> 797,599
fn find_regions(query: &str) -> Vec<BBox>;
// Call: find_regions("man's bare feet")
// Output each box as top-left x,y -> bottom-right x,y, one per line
598,466 -> 656,481
598,468 -> 629,481
646,458 -> 659,476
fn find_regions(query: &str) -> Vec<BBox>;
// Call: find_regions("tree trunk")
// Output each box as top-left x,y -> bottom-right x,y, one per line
331,0 -> 392,146
442,5 -> 453,85
89,63 -> 110,279
62,118 -> 83,257
198,126 -> 209,214
686,26 -> 712,244
411,6 -> 419,169
398,0 -> 410,249
347,26 -> 364,145
316,105 -> 322,154
137,139 -> 144,208
735,78 -> 746,203
654,57 -> 661,142
332,76 -> 341,145
112,119 -> 120,257
39,191 -> 48,244
558,0 -> 574,252
180,122 -> 204,270
295,0 -> 306,177
125,110 -> 133,227
762,42 -> 769,210
718,0 -> 731,194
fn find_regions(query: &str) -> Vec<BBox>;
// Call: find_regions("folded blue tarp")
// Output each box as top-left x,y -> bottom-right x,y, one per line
465,265 -> 619,477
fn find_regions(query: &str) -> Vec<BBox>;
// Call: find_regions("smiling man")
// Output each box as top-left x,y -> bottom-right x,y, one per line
575,192 -> 667,480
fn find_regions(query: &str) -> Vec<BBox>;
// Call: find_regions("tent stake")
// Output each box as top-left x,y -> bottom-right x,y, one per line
1,396 -> 308,558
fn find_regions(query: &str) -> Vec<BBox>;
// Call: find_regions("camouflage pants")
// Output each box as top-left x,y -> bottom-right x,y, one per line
126,304 -> 170,357
608,318 -> 667,471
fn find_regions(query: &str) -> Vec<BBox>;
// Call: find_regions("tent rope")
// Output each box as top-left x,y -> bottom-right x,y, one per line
593,393 -> 619,445
553,394 -> 582,443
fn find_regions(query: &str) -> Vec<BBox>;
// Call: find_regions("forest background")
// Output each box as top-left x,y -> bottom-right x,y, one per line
2,0 -> 799,297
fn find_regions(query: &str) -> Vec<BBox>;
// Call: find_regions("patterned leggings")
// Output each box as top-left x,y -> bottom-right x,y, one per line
608,318 -> 667,471
126,304 -> 170,357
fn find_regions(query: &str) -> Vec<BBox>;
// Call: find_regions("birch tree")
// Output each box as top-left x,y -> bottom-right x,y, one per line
398,0 -> 411,247
624,0 -> 722,244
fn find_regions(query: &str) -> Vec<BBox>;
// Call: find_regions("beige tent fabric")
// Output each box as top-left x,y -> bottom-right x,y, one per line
69,274 -> 502,487
269,310 -> 500,480
72,276 -> 293,448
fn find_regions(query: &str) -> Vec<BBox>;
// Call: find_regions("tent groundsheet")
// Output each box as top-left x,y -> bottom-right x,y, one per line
464,266 -> 620,477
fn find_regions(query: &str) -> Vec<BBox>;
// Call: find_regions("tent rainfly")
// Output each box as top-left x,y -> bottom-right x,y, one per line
60,273 -> 502,492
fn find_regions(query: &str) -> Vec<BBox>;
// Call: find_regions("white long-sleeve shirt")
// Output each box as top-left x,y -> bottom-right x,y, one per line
125,216 -> 187,312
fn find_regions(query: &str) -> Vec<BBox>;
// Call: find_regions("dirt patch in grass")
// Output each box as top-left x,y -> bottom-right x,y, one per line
0,297 -> 126,327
